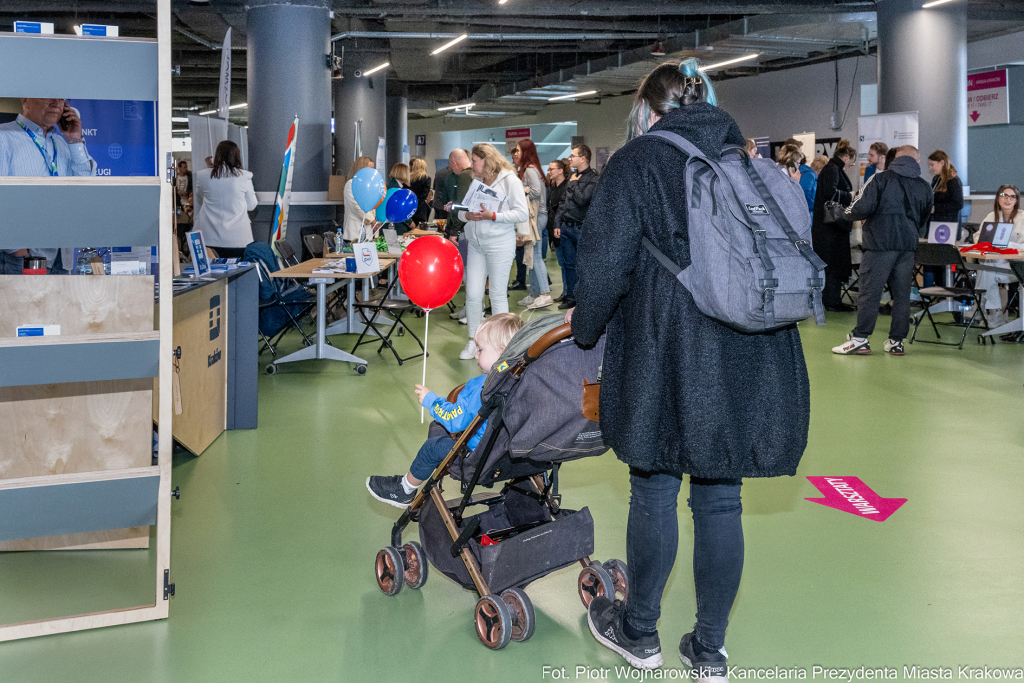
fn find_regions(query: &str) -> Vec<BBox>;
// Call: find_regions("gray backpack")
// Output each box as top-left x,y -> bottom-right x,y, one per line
643,130 -> 827,333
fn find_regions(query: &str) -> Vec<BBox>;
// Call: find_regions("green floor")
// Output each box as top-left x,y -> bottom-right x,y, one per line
3,263 -> 1023,682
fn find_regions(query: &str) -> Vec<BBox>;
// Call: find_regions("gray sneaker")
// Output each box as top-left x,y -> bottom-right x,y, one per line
679,632 -> 728,683
587,597 -> 663,670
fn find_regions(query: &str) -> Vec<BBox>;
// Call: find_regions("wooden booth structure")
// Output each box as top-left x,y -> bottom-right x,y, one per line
0,0 -> 174,640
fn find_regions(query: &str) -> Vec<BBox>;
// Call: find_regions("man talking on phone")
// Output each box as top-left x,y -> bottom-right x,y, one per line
0,98 -> 95,274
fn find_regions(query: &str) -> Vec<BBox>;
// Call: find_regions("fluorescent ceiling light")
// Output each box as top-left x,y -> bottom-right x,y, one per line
699,53 -> 759,71
73,25 -> 82,36
199,109 -> 216,115
228,103 -> 247,110
921,0 -> 955,6
171,117 -> 188,122
363,62 -> 389,76
548,90 -> 598,101
499,0 -> 509,4
438,102 -> 475,111
431,34 -> 468,55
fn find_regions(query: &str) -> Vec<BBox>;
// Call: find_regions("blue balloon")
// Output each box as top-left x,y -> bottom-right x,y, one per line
351,167 -> 386,213
386,189 -> 419,224
376,188 -> 399,223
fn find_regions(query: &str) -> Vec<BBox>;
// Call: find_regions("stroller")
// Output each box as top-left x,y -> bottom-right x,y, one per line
373,314 -> 629,650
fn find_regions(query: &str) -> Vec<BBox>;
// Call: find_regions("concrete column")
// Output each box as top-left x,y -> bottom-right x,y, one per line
246,0 -> 333,247
333,64 -> 387,177
385,95 -> 408,173
877,0 -> 968,183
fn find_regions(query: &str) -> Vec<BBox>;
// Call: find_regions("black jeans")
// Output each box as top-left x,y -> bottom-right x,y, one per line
852,249 -> 915,341
625,468 -> 743,650
514,245 -> 526,285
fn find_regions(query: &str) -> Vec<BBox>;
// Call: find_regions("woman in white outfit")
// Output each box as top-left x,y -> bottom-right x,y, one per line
458,143 -> 530,359
194,140 -> 257,258
512,139 -> 553,310
976,185 -> 1024,327
343,156 -> 376,243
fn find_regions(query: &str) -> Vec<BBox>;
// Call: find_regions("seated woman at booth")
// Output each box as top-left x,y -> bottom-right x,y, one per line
194,140 -> 257,259
975,185 -> 1024,328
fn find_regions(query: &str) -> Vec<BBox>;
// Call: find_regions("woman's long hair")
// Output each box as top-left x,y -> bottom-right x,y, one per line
211,140 -> 243,179
993,184 -> 1020,222
347,156 -> 373,180
776,144 -> 805,168
516,139 -> 545,185
410,157 -> 428,182
471,143 -> 515,181
626,58 -> 718,142
928,150 -> 957,193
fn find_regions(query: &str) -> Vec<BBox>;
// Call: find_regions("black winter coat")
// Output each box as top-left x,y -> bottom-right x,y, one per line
554,166 -> 599,226
811,156 -> 855,281
570,104 -> 810,480
410,176 -> 432,225
847,156 -> 934,251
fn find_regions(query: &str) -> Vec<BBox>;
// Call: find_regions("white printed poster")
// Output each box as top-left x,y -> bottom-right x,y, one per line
967,70 -> 1009,127
857,112 -> 918,186
375,137 -> 387,175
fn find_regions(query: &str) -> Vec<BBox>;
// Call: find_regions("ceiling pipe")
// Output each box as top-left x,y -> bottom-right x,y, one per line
331,31 -> 674,42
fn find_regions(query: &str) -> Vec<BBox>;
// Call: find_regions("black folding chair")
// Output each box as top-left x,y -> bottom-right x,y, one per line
352,275 -> 425,365
910,244 -> 989,349
254,260 -> 316,356
303,233 -> 325,258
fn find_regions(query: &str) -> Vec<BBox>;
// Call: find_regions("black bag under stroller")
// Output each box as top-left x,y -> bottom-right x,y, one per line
373,315 -> 629,650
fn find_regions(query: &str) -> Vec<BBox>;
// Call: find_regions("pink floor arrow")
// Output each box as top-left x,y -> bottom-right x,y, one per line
805,476 -> 907,522
970,111 -> 980,122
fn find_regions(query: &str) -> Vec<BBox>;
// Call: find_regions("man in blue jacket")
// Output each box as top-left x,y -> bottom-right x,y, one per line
366,313 -> 523,508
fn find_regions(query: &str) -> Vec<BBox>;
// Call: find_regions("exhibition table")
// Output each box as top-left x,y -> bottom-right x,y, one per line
268,257 -> 396,373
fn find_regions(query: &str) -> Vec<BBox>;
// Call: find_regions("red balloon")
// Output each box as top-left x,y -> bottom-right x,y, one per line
398,235 -> 464,310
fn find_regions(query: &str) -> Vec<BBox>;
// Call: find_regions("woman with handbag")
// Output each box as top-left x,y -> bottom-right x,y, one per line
811,140 -> 857,311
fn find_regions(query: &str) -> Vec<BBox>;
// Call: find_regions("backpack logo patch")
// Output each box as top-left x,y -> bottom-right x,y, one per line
744,203 -> 770,216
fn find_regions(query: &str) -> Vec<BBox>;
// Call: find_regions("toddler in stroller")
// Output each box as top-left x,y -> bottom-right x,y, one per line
372,314 -> 629,650
366,313 -> 524,509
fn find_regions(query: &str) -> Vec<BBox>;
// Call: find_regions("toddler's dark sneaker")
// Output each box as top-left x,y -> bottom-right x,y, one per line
679,632 -> 729,683
587,596 -> 663,670
365,475 -> 415,509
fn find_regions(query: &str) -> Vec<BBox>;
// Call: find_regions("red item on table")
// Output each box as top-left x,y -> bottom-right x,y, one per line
960,242 -> 1019,255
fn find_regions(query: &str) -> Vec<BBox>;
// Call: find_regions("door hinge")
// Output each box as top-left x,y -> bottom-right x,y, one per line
164,569 -> 176,600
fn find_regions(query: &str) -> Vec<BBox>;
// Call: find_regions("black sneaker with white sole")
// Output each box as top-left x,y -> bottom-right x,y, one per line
679,632 -> 729,683
365,475 -> 415,509
587,597 -> 663,670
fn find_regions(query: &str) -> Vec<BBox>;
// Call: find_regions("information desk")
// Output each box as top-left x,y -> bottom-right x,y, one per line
268,257 -> 396,374
960,250 -> 1024,338
155,266 -> 258,455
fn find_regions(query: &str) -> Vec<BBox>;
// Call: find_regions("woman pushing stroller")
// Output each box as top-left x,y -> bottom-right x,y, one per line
568,59 -> 811,680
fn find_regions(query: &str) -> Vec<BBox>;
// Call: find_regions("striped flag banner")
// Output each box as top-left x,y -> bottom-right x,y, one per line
271,116 -> 298,260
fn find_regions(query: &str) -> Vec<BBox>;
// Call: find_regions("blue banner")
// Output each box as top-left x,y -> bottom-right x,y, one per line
68,99 -> 157,176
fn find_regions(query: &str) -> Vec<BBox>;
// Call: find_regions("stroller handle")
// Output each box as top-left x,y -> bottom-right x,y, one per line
522,323 -> 572,365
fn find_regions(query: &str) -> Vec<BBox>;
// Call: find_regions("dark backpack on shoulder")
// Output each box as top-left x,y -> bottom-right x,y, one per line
643,130 -> 827,333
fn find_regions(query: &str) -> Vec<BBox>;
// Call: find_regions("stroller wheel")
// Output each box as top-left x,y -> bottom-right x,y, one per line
603,559 -> 629,604
265,363 -> 278,375
578,563 -> 614,609
501,588 -> 536,643
475,594 -> 513,650
375,547 -> 404,596
402,541 -> 428,589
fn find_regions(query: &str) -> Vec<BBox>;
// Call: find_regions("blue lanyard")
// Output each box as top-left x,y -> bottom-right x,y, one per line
16,120 -> 58,177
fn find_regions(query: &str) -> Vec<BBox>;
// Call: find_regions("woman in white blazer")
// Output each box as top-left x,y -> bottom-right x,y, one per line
457,143 -> 530,360
976,185 -> 1024,327
194,140 -> 257,258
343,156 -> 376,243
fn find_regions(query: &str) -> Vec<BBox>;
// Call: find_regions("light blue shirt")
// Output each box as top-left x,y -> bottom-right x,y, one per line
0,114 -> 95,265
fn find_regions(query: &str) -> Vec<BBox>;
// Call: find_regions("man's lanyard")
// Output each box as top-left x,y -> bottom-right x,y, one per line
16,120 -> 59,177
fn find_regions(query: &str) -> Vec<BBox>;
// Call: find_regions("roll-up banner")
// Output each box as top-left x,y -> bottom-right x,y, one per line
857,112 -> 919,186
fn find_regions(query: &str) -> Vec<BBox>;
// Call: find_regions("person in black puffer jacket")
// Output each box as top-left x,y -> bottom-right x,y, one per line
812,142 -> 857,311
831,147 -> 934,356
569,60 -> 810,674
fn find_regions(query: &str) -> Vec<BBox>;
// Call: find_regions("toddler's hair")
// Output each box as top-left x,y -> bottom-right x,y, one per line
475,313 -> 524,353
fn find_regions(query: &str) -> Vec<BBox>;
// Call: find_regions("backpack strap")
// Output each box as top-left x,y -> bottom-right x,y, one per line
646,130 -> 707,160
642,236 -> 682,277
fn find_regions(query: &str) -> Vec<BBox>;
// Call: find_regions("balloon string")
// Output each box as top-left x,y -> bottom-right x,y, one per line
421,308 -> 430,424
